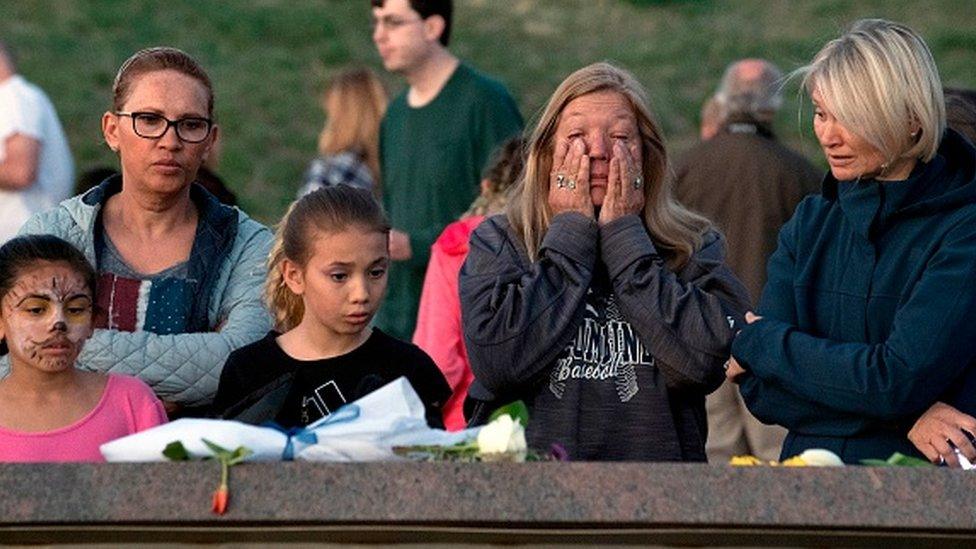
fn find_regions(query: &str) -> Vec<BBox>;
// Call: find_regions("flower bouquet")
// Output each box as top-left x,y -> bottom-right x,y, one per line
729,448 -> 844,467
392,401 -> 532,462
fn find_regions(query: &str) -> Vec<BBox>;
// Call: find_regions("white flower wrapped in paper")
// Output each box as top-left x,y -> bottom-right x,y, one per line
476,415 -> 527,454
100,419 -> 288,462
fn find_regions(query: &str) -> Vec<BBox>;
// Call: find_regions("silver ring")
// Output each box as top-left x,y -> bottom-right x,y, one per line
567,178 -> 577,190
555,173 -> 566,188
633,176 -> 644,190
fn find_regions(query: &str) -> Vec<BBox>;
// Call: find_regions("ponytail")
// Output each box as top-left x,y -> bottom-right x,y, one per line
264,185 -> 390,332
265,212 -> 305,332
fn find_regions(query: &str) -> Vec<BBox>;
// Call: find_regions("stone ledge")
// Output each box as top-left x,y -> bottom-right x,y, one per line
2,462 -> 974,545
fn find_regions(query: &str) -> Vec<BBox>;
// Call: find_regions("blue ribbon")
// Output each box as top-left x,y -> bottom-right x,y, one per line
263,404 -> 361,460
262,422 -> 318,461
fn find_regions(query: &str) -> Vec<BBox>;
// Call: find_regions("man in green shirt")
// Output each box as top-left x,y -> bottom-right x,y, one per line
371,0 -> 523,340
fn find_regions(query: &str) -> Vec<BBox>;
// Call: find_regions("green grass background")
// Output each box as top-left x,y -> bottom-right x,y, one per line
3,0 -> 974,224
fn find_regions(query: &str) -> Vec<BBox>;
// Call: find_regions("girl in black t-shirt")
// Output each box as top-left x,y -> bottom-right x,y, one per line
211,185 -> 449,428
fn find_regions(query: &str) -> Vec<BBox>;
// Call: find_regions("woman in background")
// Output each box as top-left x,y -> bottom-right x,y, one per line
299,68 -> 387,197
413,136 -> 524,430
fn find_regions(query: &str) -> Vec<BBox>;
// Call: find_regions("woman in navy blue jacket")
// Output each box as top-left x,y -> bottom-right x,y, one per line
726,19 -> 976,465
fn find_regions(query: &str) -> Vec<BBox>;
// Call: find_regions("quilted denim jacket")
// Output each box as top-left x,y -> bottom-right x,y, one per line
1,177 -> 273,407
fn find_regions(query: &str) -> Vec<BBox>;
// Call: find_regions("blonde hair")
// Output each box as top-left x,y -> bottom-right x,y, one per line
799,19 -> 945,165
318,68 -> 388,193
507,62 -> 711,268
266,185 -> 390,332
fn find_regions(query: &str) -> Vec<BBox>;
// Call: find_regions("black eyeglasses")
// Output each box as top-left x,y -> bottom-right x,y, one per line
115,111 -> 213,143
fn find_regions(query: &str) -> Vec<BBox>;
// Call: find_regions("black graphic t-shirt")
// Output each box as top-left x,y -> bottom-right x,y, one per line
527,270 -> 700,461
212,329 -> 450,429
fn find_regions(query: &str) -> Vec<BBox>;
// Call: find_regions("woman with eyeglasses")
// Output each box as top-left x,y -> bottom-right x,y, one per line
4,47 -> 273,416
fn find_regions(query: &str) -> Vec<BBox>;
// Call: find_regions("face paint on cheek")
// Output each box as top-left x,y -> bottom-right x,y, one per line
1,265 -> 93,370
3,311 -> 49,364
62,313 -> 92,346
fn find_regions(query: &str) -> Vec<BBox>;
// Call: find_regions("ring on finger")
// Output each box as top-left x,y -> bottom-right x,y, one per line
567,178 -> 577,190
633,176 -> 644,190
555,173 -> 567,188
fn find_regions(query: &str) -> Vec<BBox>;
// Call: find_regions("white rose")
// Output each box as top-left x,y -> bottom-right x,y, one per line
798,448 -> 844,466
476,415 -> 527,454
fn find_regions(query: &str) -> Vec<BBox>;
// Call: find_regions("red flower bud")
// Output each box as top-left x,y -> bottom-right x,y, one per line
212,486 -> 229,515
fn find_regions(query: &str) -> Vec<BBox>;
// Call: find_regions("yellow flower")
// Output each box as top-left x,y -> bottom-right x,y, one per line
729,455 -> 764,466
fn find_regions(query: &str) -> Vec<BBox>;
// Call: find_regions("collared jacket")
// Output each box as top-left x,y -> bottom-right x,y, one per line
2,176 -> 272,407
460,213 -> 750,461
733,129 -> 976,463
412,215 -> 484,431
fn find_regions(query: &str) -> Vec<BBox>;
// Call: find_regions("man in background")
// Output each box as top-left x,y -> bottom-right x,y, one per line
699,94 -> 724,141
675,59 -> 820,462
0,41 -> 73,243
371,0 -> 523,340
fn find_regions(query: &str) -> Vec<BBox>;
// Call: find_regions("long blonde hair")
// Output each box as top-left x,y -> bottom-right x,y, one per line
266,185 -> 390,332
318,68 -> 388,191
507,62 -> 710,269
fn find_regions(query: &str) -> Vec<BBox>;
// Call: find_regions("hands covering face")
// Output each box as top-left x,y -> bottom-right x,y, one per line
599,140 -> 645,225
548,137 -> 644,225
548,138 -> 593,218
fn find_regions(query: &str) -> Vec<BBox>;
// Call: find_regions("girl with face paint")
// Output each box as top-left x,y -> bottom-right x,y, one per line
0,235 -> 167,462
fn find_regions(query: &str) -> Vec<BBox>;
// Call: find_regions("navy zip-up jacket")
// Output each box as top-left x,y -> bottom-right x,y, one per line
732,129 -> 976,463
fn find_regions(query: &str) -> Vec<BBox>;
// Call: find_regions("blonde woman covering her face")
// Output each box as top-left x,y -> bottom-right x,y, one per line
727,19 -> 976,466
459,63 -> 750,461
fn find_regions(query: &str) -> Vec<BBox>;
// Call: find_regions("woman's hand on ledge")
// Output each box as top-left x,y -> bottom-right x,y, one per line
908,401 -> 976,467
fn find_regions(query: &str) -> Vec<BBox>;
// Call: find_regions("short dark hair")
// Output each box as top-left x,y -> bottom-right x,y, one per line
0,235 -> 96,356
371,0 -> 453,46
0,234 -> 96,312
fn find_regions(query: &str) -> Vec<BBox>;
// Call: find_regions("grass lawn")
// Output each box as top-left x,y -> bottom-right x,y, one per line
3,0 -> 975,224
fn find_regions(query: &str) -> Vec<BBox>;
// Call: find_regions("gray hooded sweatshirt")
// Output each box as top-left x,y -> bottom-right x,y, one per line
460,212 -> 750,461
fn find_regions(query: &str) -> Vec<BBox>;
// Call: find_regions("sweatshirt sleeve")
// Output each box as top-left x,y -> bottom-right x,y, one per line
600,216 -> 751,392
460,213 -> 597,394
405,347 -> 452,430
733,216 -> 976,420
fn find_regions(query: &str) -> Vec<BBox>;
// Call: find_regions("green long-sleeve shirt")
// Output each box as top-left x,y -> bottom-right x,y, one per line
376,62 -> 523,340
